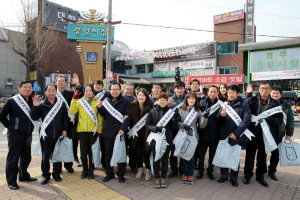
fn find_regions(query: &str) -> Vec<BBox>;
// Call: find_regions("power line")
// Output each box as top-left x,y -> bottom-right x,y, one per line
255,16 -> 300,32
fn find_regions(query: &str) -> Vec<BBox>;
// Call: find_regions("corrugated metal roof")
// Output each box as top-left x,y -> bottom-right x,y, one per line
238,38 -> 300,51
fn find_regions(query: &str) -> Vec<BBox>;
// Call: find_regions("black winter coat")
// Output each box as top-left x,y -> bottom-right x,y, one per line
246,93 -> 283,139
31,97 -> 69,138
0,95 -> 34,134
199,98 -> 221,143
216,96 -> 251,149
145,105 -> 176,146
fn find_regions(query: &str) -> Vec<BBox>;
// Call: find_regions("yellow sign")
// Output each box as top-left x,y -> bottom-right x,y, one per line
29,71 -> 37,80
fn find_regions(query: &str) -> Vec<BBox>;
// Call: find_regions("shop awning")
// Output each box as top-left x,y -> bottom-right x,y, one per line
120,77 -> 151,84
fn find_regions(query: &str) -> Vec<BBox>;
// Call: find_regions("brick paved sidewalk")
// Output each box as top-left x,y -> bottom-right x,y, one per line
0,151 -> 300,200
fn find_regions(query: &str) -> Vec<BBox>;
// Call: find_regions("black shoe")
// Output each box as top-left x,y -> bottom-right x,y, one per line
103,175 -> 115,182
167,171 -> 178,178
54,177 -> 62,182
268,173 -> 278,181
231,180 -> 238,187
218,177 -> 228,183
131,168 -> 138,173
207,173 -> 215,180
194,165 -> 199,170
66,168 -> 74,173
119,176 -> 125,183
19,177 -> 37,182
88,169 -> 94,179
196,172 -> 203,179
256,178 -> 269,187
81,170 -> 88,179
8,183 -> 19,190
243,178 -> 250,184
41,178 -> 49,185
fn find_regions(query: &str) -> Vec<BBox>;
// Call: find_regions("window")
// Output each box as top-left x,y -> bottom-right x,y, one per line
148,64 -> 154,73
125,65 -> 132,70
136,65 -> 146,74
219,67 -> 238,74
219,42 -> 238,55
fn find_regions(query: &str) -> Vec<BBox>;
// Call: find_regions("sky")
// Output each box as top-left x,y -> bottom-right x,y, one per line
1,0 -> 300,51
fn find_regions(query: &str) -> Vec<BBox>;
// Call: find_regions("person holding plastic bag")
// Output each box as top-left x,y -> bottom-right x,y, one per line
172,92 -> 208,185
146,92 -> 176,189
216,85 -> 251,187
31,84 -> 69,185
244,82 -> 283,187
70,84 -> 104,179
129,88 -> 154,180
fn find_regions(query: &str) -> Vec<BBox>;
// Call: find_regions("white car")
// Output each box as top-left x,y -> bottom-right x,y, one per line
294,113 -> 300,122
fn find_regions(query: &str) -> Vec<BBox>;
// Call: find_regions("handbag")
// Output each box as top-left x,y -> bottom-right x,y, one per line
51,136 -> 75,163
155,128 -> 167,162
33,139 -> 42,157
91,137 -> 101,168
212,137 -> 241,171
279,139 -> 300,167
261,119 -> 277,154
110,135 -> 127,167
174,128 -> 198,161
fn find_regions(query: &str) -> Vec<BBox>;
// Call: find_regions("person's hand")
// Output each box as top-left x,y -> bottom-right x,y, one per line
183,124 -> 192,132
285,136 -> 291,140
247,84 -> 253,93
32,96 -> 40,106
221,105 -> 227,117
97,133 -> 102,138
229,133 -> 236,140
173,108 -> 179,119
118,130 -> 124,136
97,100 -> 103,108
106,70 -> 113,81
73,90 -> 82,99
62,131 -> 67,137
203,109 -> 210,118
71,73 -> 80,86
168,97 -> 173,107
156,126 -> 164,132
123,115 -> 128,120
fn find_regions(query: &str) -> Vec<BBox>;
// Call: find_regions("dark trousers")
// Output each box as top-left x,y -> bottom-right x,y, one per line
151,146 -> 171,179
181,153 -> 195,176
170,145 -> 179,172
79,132 -> 97,171
134,137 -> 151,169
194,143 -> 199,164
198,141 -> 218,174
268,136 -> 284,174
6,132 -> 32,184
104,137 -> 126,177
73,139 -> 79,160
221,163 -> 240,182
100,137 -> 106,168
244,130 -> 267,180
40,137 -> 61,179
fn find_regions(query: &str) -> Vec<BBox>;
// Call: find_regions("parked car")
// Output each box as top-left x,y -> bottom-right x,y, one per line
294,113 -> 300,122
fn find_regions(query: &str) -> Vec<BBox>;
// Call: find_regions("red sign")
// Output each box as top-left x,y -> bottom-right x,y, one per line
213,10 -> 244,24
113,74 -> 119,82
184,74 -> 244,86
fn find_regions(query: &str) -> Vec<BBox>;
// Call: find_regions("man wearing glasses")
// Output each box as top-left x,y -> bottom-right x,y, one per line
244,82 -> 283,187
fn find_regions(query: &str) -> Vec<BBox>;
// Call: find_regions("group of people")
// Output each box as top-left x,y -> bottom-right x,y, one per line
0,71 -> 294,190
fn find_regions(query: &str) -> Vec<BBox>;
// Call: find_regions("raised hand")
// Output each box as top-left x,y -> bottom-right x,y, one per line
71,73 -> 80,86
32,96 -> 40,107
246,84 -> 253,93
72,90 -> 82,99
106,70 -> 113,81
221,105 -> 227,117
97,100 -> 103,108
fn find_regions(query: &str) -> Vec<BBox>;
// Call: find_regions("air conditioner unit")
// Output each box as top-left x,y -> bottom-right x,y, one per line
125,70 -> 130,75
128,70 -> 133,75
6,78 -> 13,85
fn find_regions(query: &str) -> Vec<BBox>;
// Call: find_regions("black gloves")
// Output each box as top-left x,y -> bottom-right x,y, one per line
173,108 -> 179,119
156,126 -> 164,133
228,138 -> 238,146
203,110 -> 210,118
183,124 -> 193,136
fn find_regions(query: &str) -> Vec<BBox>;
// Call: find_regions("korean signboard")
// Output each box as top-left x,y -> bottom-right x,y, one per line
179,59 -> 213,70
154,42 -> 216,62
67,24 -> 115,42
250,47 -> 300,73
42,1 -> 84,33
152,70 -> 186,78
251,70 -> 300,81
213,10 -> 244,24
245,0 -> 255,43
183,74 -> 244,86
154,63 -> 167,71
29,71 -> 37,81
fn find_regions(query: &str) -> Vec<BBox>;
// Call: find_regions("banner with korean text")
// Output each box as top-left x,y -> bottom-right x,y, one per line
183,74 -> 244,86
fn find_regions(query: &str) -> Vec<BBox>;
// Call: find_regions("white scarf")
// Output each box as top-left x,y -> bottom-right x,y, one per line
251,106 -> 286,126
96,90 -> 106,100
173,107 -> 201,147
56,91 -> 75,124
79,98 -> 98,135
222,102 -> 255,140
40,99 -> 63,140
128,114 -> 148,139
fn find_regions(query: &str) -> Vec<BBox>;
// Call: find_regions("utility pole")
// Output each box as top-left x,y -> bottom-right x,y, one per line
106,0 -> 112,91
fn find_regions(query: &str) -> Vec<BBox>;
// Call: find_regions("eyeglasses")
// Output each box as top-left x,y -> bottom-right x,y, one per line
259,87 -> 270,91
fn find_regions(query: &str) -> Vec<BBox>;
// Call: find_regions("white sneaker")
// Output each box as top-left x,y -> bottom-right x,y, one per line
145,169 -> 152,181
136,168 -> 143,178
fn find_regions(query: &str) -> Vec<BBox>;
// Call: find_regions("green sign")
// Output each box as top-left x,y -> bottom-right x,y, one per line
151,70 -> 185,77
250,47 -> 300,73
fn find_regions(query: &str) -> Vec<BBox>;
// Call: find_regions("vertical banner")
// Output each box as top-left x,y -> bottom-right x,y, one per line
245,0 -> 255,43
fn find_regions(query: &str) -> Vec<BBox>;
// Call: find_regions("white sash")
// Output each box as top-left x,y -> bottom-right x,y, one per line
40,99 -> 63,140
79,98 -> 98,135
102,99 -> 124,123
251,106 -> 286,126
173,107 -> 201,147
56,91 -> 75,124
208,100 -> 224,116
128,114 -> 148,139
96,90 -> 106,100
222,102 -> 255,141
12,94 -> 40,132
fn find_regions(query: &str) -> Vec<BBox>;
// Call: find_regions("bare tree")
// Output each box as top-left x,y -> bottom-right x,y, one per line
0,0 -> 59,80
